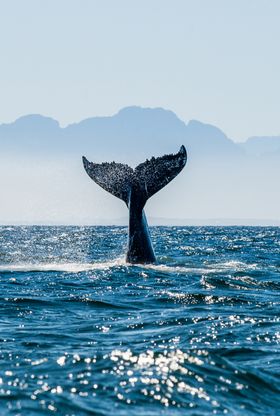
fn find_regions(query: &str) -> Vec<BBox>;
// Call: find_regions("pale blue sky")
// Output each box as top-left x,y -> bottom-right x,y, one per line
0,0 -> 279,140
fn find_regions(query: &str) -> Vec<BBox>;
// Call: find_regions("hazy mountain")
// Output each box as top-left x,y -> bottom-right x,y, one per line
3,106 -> 277,161
240,135 -> 280,158
0,106 -> 244,162
0,106 -> 279,225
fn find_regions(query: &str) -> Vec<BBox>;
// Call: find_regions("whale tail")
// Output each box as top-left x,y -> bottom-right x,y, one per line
82,145 -> 187,206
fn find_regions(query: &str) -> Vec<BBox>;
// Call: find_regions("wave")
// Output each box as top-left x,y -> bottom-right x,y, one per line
139,260 -> 260,275
0,259 -> 125,273
0,296 -> 130,309
0,259 -> 260,274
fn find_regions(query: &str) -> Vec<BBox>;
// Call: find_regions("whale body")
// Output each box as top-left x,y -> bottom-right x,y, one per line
82,145 -> 187,264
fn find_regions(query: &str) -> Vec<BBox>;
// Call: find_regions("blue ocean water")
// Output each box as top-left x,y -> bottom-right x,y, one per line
0,226 -> 279,416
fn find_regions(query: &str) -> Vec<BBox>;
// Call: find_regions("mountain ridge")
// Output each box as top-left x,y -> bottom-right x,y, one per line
1,106 -> 279,160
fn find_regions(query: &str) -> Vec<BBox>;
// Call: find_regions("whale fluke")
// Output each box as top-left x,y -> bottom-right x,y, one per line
83,145 -> 187,263
83,146 -> 187,206
135,145 -> 187,203
82,157 -> 133,204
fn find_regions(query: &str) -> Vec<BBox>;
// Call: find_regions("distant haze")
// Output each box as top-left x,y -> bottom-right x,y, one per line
0,106 -> 279,225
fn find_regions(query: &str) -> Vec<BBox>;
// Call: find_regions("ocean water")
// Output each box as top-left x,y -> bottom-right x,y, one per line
0,226 -> 279,416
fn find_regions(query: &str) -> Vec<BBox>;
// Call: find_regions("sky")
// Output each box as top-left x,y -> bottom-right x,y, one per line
0,0 -> 280,141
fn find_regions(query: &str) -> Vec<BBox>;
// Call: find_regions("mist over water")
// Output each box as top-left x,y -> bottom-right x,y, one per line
0,226 -> 279,415
1,107 -> 280,225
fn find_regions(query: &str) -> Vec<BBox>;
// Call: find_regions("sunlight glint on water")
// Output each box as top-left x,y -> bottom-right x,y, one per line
0,226 -> 279,415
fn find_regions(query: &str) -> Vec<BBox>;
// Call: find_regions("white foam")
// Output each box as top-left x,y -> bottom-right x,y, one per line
0,259 -> 258,274
214,260 -> 258,270
0,258 -> 125,273
138,260 -> 259,275
139,264 -> 203,274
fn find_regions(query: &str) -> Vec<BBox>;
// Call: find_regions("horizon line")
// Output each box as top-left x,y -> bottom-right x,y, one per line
1,220 -> 279,227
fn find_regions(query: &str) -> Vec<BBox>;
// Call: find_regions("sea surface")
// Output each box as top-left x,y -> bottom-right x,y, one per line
0,226 -> 279,416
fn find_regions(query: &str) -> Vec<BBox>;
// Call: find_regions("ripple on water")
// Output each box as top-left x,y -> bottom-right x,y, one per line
0,226 -> 279,415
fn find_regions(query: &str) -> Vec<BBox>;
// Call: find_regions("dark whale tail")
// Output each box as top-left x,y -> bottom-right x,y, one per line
82,145 -> 187,263
82,145 -> 187,207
